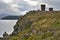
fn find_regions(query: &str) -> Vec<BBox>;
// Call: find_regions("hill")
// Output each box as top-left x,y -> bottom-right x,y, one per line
1,15 -> 21,20
0,14 -> 8,19
2,11 -> 60,40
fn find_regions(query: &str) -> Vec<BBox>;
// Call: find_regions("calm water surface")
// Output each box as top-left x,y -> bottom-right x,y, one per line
0,20 -> 17,37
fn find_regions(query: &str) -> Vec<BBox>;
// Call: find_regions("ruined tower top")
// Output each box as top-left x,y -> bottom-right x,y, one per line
41,4 -> 46,11
49,8 -> 53,11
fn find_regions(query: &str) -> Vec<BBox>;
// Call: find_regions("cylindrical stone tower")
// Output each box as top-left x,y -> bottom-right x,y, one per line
49,8 -> 53,11
41,4 -> 46,11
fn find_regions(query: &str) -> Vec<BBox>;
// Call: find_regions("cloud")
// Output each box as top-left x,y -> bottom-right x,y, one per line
23,0 -> 38,6
0,0 -> 60,15
41,0 -> 60,10
0,0 -> 22,15
1,0 -> 14,3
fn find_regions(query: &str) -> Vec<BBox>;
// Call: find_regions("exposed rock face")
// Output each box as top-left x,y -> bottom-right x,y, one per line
3,32 -> 8,37
0,32 -> 9,40
9,11 -> 60,40
0,37 -> 3,40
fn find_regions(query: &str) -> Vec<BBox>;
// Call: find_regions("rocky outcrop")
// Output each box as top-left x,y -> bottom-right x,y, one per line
0,37 -> 3,40
0,32 -> 9,40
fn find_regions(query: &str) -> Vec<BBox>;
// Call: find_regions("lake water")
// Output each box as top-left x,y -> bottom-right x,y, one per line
0,20 -> 17,37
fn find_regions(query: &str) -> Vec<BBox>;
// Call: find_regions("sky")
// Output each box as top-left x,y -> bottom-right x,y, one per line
0,0 -> 60,15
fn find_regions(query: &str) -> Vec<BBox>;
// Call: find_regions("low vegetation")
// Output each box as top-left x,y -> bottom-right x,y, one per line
9,11 -> 60,40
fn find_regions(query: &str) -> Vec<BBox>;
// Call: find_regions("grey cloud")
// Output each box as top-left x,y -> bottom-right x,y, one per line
0,0 -> 60,15
41,0 -> 60,10
19,0 -> 60,11
0,1 -> 23,15
18,1 -> 31,11
18,1 -> 40,11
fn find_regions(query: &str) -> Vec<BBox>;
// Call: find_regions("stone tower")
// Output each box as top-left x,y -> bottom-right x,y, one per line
41,4 -> 46,11
49,8 -> 53,11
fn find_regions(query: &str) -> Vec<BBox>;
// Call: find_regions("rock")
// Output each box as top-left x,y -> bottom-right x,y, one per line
3,32 -> 8,38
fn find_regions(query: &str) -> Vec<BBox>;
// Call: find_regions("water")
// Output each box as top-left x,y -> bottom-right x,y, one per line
0,20 -> 17,37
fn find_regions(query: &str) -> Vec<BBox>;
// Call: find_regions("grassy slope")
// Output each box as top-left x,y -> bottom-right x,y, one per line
9,11 -> 60,40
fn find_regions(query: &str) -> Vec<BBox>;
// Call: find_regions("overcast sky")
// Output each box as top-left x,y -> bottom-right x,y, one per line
0,0 -> 60,15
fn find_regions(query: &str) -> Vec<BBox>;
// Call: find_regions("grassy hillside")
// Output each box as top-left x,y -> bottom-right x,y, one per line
9,11 -> 60,40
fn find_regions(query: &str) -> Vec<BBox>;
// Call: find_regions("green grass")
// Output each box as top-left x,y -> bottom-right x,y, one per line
9,11 -> 60,40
